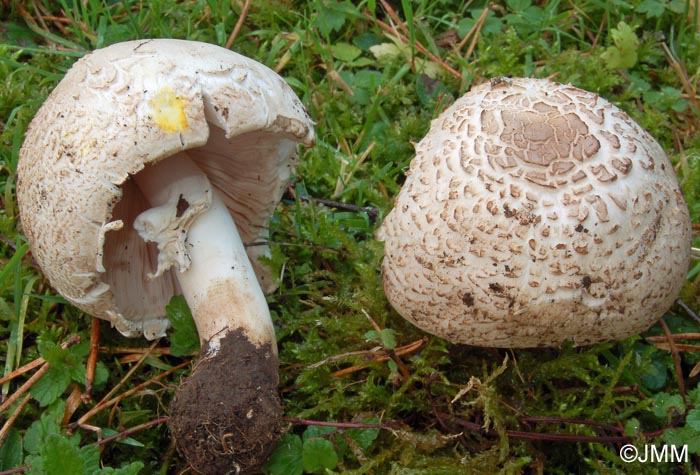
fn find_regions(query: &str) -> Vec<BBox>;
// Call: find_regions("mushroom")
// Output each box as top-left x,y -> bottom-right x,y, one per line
16,39 -> 314,473
377,77 -> 691,348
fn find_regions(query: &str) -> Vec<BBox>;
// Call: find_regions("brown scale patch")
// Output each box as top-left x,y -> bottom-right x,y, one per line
479,89 -> 604,191
462,292 -> 474,306
582,275 -> 592,289
169,329 -> 282,475
489,282 -> 504,293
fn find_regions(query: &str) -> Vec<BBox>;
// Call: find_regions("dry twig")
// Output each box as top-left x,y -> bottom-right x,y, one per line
328,337 -> 426,378
365,4 -> 462,80
457,3 -> 491,61
282,417 -> 404,430
83,317 -> 101,402
0,335 -> 80,414
437,411 -> 678,444
92,416 -> 170,447
0,394 -> 31,448
69,340 -> 187,430
225,0 -> 251,49
659,319 -> 686,398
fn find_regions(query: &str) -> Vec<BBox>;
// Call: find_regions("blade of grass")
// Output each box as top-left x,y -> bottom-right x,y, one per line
0,243 -> 28,286
2,275 -> 37,399
15,3 -> 86,51
399,0 -> 416,69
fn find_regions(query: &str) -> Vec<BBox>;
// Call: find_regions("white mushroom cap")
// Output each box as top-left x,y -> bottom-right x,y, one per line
377,77 -> 692,348
17,39 -> 314,339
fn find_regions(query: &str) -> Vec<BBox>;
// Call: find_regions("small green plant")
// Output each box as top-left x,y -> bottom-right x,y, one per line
601,21 -> 640,70
655,384 -> 700,454
164,296 -> 199,357
21,401 -> 144,475
267,422 -> 380,474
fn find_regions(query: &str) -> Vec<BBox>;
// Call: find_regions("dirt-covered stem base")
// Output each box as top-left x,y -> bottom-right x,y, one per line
169,329 -> 282,474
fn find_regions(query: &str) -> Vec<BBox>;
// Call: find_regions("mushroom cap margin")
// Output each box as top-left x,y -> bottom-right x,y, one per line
17,39 -> 315,339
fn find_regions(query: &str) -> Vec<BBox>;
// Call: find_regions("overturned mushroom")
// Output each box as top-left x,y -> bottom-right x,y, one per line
17,39 -> 314,473
377,77 -> 691,348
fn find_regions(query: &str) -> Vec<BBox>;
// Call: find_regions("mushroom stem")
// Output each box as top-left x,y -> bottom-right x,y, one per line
179,192 -> 275,351
132,153 -> 282,475
132,152 -> 275,355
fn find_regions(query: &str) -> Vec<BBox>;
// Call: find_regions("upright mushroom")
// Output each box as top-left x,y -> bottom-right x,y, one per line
17,39 -> 314,473
378,77 -> 691,348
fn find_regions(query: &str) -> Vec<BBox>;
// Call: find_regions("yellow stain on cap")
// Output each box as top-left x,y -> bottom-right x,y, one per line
150,87 -> 188,133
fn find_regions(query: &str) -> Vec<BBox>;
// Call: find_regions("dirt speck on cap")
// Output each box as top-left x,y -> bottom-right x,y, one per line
169,329 -> 282,475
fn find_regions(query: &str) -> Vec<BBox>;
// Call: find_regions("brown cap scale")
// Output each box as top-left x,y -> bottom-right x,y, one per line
377,77 -> 691,348
17,39 -> 314,473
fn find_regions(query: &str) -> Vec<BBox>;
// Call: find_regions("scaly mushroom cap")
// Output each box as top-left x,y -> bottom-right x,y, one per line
378,77 -> 691,347
17,39 -> 314,339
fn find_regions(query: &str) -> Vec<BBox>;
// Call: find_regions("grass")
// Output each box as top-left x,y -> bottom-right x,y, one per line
1,0 -> 699,474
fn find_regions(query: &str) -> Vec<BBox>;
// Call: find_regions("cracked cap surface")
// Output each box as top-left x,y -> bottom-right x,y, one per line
377,77 -> 691,347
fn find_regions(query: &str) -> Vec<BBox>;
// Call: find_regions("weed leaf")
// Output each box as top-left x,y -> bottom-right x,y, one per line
166,295 -> 200,356
347,424 -> 380,450
314,1 -> 357,38
0,428 -> 22,469
101,428 -> 145,448
686,408 -> 700,432
601,22 -> 638,69
651,392 -> 685,419
82,445 -> 144,474
302,437 -> 338,473
32,341 -> 86,406
267,434 -> 303,475
330,43 -> 362,62
31,367 -> 72,407
636,0 -> 667,18
662,426 -> 700,454
24,402 -> 77,456
27,433 -> 83,475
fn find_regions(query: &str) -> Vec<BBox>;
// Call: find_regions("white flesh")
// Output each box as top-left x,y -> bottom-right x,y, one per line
132,153 -> 276,355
